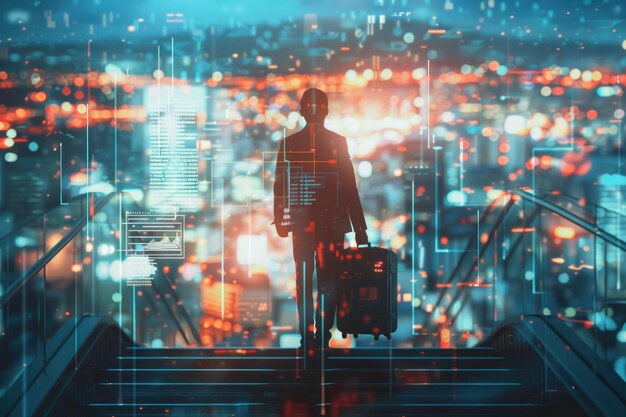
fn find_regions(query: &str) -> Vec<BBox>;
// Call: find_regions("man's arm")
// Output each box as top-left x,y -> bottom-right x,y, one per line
337,137 -> 368,242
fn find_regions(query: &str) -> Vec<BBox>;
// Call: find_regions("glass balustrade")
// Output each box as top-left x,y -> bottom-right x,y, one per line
0,191 -> 199,396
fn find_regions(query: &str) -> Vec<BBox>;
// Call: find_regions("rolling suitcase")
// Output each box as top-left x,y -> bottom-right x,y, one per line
336,244 -> 398,340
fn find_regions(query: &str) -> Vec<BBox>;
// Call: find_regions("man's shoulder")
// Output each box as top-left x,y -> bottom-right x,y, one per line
283,129 -> 307,144
312,127 -> 345,147
324,128 -> 346,142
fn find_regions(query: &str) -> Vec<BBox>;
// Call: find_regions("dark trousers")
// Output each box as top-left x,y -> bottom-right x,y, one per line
292,221 -> 343,349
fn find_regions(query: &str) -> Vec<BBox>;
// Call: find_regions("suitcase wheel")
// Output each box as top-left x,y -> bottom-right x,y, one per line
374,334 -> 380,341
341,332 -> 347,339
385,334 -> 391,340
354,334 -> 359,339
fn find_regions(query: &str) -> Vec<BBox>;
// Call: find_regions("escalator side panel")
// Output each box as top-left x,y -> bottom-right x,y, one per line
1,316 -> 133,417
480,316 -> 626,417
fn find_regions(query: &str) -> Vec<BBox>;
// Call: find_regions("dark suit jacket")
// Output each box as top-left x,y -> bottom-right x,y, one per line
273,123 -> 367,239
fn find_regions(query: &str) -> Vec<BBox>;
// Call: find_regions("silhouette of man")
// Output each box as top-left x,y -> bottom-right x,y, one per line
273,88 -> 368,353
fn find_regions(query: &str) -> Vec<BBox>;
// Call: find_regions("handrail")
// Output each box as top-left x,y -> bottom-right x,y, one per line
428,188 -> 626,330
0,191 -> 118,307
0,193 -> 85,243
533,187 -> 625,220
516,189 -> 626,250
446,202 -> 543,327
161,272 -> 202,345
147,284 -> 192,345
429,196 -> 516,313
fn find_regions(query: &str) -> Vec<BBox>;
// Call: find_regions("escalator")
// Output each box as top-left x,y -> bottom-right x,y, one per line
1,189 -> 625,417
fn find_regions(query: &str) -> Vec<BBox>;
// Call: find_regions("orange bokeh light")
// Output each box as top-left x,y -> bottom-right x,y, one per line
553,226 -> 576,240
440,328 -> 451,348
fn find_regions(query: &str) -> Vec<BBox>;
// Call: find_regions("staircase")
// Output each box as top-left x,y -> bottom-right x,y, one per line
72,346 -> 585,417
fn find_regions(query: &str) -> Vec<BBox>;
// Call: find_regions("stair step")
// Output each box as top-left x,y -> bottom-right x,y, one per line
96,367 -> 524,384
109,359 -> 513,373
88,378 -> 537,410
339,392 -> 586,417
86,402 -> 550,417
325,357 -> 512,369
99,367 -> 523,383
124,347 -> 503,358
337,402 -> 559,417
94,382 -> 531,397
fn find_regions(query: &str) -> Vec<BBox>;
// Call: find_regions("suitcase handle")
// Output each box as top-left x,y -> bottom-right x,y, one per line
357,243 -> 371,248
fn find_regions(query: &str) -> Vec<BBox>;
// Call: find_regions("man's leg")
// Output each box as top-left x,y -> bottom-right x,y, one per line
314,238 -> 342,348
292,231 -> 315,352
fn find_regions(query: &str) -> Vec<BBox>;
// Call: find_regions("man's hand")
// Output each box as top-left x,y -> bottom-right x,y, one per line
272,219 -> 290,238
355,229 -> 368,246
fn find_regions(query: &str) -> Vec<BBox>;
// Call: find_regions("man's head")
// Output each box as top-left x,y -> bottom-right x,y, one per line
299,88 -> 328,123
